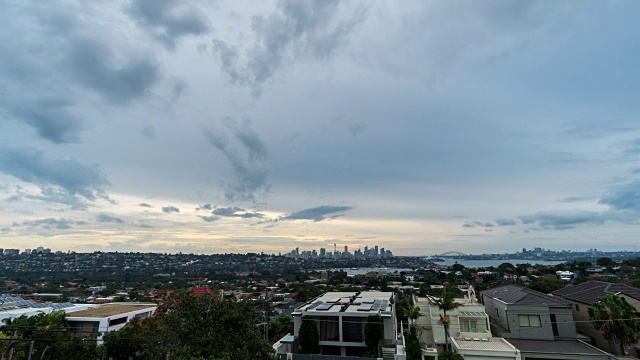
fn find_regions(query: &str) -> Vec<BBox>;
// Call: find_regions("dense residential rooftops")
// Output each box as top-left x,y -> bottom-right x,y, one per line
481,284 -> 570,308
552,281 -> 640,305
65,303 -> 157,318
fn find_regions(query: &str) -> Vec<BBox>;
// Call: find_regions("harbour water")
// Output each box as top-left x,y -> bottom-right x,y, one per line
329,259 -> 565,276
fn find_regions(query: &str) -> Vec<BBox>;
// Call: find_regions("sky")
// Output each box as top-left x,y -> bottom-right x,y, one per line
1,1 -> 640,256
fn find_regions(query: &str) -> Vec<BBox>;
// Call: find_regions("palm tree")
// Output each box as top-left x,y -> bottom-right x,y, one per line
408,305 -> 421,327
590,294 -> 640,355
430,287 -> 460,350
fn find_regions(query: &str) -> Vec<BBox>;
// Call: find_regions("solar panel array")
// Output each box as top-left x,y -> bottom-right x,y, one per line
306,301 -> 322,310
0,294 -> 75,310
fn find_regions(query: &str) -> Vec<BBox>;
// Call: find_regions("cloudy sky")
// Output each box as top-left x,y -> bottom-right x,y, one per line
1,1 -> 639,255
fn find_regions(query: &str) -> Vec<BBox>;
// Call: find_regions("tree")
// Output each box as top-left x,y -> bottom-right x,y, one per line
103,292 -> 274,360
429,287 -> 461,350
364,315 -> 383,358
1,310 -> 98,360
408,305 -> 421,326
268,314 -> 293,343
438,349 -> 464,360
597,257 -> 615,268
528,277 -> 566,294
298,317 -> 320,354
404,326 -> 422,360
590,294 -> 640,355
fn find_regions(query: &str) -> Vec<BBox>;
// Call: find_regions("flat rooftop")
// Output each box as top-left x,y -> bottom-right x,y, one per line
295,291 -> 393,315
452,337 -> 517,352
66,303 -> 156,318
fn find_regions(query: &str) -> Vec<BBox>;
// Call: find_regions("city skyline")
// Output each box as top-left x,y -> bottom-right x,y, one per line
1,2 -> 640,256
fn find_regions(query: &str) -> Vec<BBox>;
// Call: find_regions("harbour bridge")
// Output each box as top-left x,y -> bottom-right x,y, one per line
437,251 -> 468,257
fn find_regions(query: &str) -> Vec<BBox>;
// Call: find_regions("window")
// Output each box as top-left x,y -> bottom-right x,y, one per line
495,308 -> 499,318
550,314 -> 559,337
462,320 -> 477,332
575,304 -> 580,311
518,315 -> 541,327
108,316 -> 127,326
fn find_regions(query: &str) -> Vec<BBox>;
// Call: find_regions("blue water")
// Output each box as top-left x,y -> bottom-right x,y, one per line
435,258 -> 564,268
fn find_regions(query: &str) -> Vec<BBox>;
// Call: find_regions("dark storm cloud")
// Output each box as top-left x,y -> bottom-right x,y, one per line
0,145 -> 110,207
15,218 -> 87,230
204,118 -> 269,202
128,0 -> 211,49
212,0 -> 367,94
0,3 -> 162,143
9,98 -> 85,144
282,205 -> 353,222
518,210 -> 602,230
495,218 -> 516,226
162,206 -> 180,214
139,203 -> 153,208
67,39 -> 160,104
97,214 -> 125,224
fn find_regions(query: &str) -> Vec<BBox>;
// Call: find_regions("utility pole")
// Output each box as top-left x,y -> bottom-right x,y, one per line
265,295 -> 269,343
26,341 -> 34,360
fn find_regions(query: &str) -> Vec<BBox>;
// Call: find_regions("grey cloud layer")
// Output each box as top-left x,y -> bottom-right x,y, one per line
0,145 -> 110,207
212,0 -> 367,94
128,0 -> 211,49
204,118 -> 270,201
97,214 -> 125,224
14,218 -> 88,230
282,206 -> 353,222
162,206 -> 180,214
0,2 -> 162,143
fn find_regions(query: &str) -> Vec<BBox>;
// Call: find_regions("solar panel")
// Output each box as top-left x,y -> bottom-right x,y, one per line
306,301 -> 322,310
316,303 -> 333,311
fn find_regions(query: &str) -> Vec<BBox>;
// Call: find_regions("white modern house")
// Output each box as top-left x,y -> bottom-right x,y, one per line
286,291 -> 397,357
66,303 -> 157,341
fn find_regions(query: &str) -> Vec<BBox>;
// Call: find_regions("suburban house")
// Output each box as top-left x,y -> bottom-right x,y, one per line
284,291 -> 396,357
553,281 -> 640,357
482,285 -> 615,360
482,284 -> 576,340
413,286 -> 491,358
65,303 -> 158,341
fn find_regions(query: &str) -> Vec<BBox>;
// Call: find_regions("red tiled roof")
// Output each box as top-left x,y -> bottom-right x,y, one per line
191,287 -> 214,296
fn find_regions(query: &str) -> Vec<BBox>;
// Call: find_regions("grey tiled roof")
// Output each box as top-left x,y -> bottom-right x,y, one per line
507,339 -> 610,356
552,281 -> 640,305
481,285 -> 570,308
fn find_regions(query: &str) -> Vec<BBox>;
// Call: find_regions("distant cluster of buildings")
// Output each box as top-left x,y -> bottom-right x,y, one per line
0,246 -> 52,256
286,244 -> 393,260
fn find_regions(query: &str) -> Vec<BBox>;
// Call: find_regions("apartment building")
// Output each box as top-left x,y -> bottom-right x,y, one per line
288,291 -> 396,357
